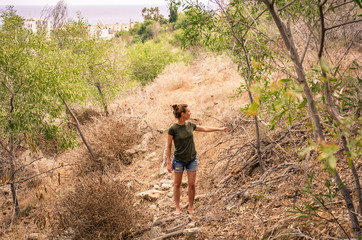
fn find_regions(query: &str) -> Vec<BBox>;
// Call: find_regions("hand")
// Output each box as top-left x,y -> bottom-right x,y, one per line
220,127 -> 228,132
167,162 -> 173,173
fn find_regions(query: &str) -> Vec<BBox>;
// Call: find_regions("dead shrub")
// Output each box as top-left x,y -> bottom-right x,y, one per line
53,175 -> 150,240
85,117 -> 143,166
72,107 -> 102,125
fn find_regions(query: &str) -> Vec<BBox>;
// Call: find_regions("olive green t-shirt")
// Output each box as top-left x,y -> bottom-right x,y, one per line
168,121 -> 197,163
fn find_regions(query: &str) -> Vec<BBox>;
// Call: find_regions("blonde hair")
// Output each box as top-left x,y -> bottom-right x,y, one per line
171,104 -> 188,119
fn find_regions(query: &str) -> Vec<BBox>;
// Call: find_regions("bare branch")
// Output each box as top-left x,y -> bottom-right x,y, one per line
332,0 -> 355,10
12,157 -> 44,175
301,21 -> 318,64
0,164 -> 72,187
278,0 -> 298,12
325,19 -> 362,31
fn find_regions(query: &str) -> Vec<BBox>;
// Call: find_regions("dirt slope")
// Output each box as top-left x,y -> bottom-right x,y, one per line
1,53 -> 359,239
110,53 -> 360,239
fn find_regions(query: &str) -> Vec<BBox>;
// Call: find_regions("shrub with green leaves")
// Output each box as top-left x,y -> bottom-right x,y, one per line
125,40 -> 191,85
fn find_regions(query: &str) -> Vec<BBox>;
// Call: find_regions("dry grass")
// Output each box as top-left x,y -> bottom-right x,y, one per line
73,107 -> 102,125
82,116 -> 143,167
113,53 -> 247,134
194,119 -> 360,239
52,175 -> 151,240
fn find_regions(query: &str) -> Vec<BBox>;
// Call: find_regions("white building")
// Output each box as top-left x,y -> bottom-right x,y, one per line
22,17 -> 134,40
24,17 -> 53,33
88,23 -> 135,39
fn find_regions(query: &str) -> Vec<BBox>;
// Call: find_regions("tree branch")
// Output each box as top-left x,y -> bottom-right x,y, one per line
278,0 -> 298,12
62,98 -> 103,171
326,19 -> 362,31
332,0 -> 354,10
301,21 -> 318,64
0,164 -> 72,187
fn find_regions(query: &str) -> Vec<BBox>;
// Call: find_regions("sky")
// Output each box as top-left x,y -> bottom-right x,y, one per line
0,0 -> 170,6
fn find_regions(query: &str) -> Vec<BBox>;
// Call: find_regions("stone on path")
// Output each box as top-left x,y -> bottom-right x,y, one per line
183,227 -> 200,240
137,190 -> 163,201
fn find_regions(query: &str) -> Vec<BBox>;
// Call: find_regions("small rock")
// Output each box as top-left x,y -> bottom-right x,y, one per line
160,179 -> 173,185
161,183 -> 172,190
28,233 -> 46,240
153,184 -> 161,190
137,190 -> 164,201
183,227 -> 199,240
157,129 -> 166,133
149,204 -> 157,211
125,148 -> 137,155
158,198 -> 173,209
159,168 -> 167,177
167,191 -> 173,198
146,152 -> 157,160
187,222 -> 196,228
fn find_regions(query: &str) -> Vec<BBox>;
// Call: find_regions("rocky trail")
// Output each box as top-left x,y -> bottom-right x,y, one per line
107,54 -> 246,239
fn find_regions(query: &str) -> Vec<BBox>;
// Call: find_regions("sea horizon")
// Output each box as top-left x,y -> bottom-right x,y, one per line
0,4 -> 169,25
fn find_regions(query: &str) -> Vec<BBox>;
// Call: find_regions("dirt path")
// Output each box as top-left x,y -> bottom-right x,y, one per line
108,54 -> 247,239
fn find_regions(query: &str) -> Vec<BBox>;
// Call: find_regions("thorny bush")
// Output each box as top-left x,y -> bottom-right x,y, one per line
83,116 -> 143,168
52,175 -> 151,239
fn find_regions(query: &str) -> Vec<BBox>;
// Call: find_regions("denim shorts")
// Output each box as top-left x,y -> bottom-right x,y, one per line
172,157 -> 198,173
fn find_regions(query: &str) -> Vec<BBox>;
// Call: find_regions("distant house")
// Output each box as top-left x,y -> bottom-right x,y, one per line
21,17 -> 134,40
24,17 -> 53,33
113,23 -> 122,32
88,22 -> 135,39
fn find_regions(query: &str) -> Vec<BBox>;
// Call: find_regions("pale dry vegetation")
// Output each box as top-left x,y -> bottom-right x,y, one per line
83,117 -> 143,166
51,175 -> 150,240
0,48 -> 360,239
113,53 -> 247,131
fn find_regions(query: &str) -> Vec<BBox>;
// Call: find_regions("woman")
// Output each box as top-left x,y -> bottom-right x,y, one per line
166,104 -> 227,215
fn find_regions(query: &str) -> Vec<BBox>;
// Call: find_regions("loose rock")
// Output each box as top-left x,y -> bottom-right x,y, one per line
137,190 -> 164,201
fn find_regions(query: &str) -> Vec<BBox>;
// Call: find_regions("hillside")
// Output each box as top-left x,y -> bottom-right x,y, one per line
1,53 -> 361,239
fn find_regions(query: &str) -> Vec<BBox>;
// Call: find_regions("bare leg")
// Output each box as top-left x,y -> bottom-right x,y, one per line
187,171 -> 197,213
173,172 -> 183,214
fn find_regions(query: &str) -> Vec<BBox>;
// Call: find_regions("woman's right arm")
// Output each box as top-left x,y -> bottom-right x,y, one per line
166,134 -> 173,173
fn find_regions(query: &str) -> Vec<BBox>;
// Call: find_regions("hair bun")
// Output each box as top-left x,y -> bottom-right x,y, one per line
171,104 -> 178,110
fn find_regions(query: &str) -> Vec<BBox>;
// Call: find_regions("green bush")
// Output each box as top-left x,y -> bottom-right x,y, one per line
126,40 -> 192,85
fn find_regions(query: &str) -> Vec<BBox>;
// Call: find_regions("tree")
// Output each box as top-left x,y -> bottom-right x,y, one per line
42,0 -> 69,48
142,7 -> 162,21
258,1 -> 361,237
0,6 -> 92,218
168,1 -> 179,23
177,0 -> 361,237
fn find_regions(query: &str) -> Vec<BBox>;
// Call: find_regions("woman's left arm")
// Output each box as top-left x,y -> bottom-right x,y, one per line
195,126 -> 228,132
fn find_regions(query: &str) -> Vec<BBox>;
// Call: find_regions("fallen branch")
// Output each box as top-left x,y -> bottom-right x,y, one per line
165,219 -> 191,234
152,227 -> 199,240
129,215 -> 188,238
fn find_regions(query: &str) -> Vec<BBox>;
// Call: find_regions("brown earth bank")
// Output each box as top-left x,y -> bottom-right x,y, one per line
0,53 -> 361,239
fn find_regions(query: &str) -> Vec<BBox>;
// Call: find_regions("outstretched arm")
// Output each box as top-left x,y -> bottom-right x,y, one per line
195,126 -> 228,132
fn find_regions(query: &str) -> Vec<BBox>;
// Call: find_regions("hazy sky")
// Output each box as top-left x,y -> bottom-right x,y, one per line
1,0 -> 170,6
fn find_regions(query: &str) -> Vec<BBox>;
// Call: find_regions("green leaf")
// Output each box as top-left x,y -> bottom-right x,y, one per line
280,78 -> 291,83
320,77 -> 329,82
298,98 -> 307,109
352,0 -> 362,8
320,57 -> 331,73
252,195 -> 264,199
246,102 -> 259,117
